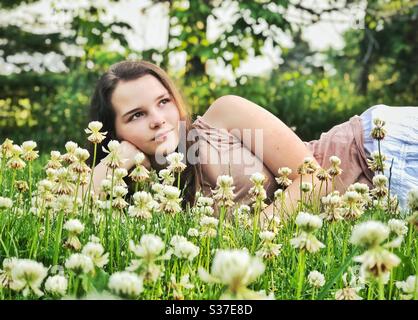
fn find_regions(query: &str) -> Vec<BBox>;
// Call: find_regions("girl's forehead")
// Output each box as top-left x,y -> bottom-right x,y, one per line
111,75 -> 169,112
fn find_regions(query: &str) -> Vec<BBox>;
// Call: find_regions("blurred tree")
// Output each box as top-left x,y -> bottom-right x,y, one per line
0,0 -> 133,150
327,0 -> 418,103
144,0 -> 358,78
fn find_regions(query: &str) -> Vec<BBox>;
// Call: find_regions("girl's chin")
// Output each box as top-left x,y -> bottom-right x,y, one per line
153,142 -> 178,156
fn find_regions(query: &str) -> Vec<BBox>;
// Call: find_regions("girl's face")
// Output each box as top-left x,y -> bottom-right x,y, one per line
112,74 -> 181,157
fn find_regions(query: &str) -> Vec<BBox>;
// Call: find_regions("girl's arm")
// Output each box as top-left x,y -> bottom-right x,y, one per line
203,95 -> 326,221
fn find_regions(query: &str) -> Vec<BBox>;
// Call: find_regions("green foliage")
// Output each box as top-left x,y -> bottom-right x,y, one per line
1,0 -> 417,150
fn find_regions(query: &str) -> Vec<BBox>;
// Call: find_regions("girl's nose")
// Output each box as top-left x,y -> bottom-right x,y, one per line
149,111 -> 166,129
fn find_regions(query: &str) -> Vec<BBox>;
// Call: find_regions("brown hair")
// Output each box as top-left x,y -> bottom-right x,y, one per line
87,60 -> 202,208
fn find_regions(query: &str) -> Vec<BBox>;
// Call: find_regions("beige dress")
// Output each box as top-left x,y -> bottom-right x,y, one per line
191,114 -> 373,208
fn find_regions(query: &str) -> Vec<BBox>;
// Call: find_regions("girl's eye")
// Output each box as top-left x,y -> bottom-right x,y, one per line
159,98 -> 170,106
130,111 -> 144,121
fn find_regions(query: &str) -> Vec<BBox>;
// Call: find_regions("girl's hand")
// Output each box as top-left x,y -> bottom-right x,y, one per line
118,140 -> 151,170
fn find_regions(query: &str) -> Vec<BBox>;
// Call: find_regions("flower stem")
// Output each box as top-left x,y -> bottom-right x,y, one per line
251,201 -> 260,254
206,237 -> 211,270
52,210 -> 64,266
296,249 -> 306,300
84,143 -> 97,214
28,162 -> 32,201
378,276 -> 385,300
217,206 -> 226,247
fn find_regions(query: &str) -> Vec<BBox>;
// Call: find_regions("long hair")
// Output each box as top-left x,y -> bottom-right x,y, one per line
87,60 -> 203,208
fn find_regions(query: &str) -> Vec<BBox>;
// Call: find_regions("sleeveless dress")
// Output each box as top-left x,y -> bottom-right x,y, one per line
191,115 -> 279,208
191,105 -> 418,210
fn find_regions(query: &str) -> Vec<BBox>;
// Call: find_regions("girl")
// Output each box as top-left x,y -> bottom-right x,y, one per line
87,60 -> 418,221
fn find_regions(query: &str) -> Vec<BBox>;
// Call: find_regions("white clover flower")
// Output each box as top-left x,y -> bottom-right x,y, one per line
160,185 -> 182,215
82,242 -> 109,268
300,182 -> 313,193
396,276 -> 417,300
335,287 -> 363,300
163,185 -> 181,198
198,249 -> 265,299
89,235 -> 101,243
21,140 -> 39,161
351,221 -> 400,279
126,235 -> 168,282
249,173 -> 268,207
407,188 -> 418,211
308,271 -> 325,288
65,141 -> 78,153
108,271 -> 143,298
259,230 -> 275,242
129,191 -> 158,219
169,235 -> 188,247
166,152 -> 187,173
74,147 -> 90,162
329,156 -> 341,166
21,140 -> 37,150
350,221 -> 390,247
134,152 -> 145,165
320,192 -> 344,222
151,182 -> 164,194
187,228 -> 199,237
113,185 -> 128,198
290,232 -> 325,253
9,259 -> 48,297
129,234 -> 165,261
196,196 -> 214,207
6,145 -> 26,170
86,121 -> 103,132
277,167 -> 292,176
45,275 -> 68,296
200,215 -> 219,227
295,212 -> 323,232
343,191 -> 361,203
352,182 -> 369,194
99,180 -> 112,196
171,237 -> 200,261
250,172 -> 266,185
353,248 -> 400,279
256,243 -> 282,259
63,219 -> 84,235
170,273 -> 195,299
212,175 -> 236,207
0,196 -> 13,209
114,167 -> 128,179
274,189 -> 285,200
107,140 -> 120,152
102,140 -> 122,168
334,268 -> 365,300
388,219 -> 408,237
371,118 -> 386,140
65,253 -> 94,274
45,150 -> 62,169
85,121 -> 107,144
236,205 -> 251,216
0,257 -> 18,288
276,167 -> 293,189
1,138 -> 14,158
372,174 -> 388,187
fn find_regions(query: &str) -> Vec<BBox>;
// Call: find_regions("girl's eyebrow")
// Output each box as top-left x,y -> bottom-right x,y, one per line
122,92 -> 169,118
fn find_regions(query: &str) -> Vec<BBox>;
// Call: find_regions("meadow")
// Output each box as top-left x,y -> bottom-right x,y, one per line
0,119 -> 417,300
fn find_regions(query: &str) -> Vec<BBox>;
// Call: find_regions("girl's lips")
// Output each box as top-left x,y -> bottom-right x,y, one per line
153,129 -> 173,141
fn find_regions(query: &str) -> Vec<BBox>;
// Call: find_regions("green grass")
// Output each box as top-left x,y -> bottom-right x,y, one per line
0,147 -> 416,300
